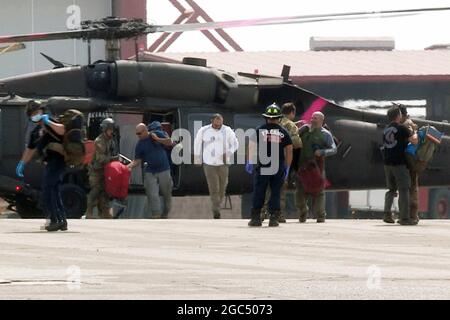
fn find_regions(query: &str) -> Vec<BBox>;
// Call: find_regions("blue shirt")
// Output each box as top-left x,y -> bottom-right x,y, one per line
134,132 -> 170,174
406,129 -> 426,156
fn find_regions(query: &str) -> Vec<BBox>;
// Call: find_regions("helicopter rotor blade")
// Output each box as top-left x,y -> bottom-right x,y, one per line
0,30 -> 92,44
0,42 -> 26,55
151,6 -> 450,33
0,6 -> 449,44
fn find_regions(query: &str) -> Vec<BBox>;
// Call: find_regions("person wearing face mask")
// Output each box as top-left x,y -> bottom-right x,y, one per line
85,117 -> 119,219
16,100 -> 68,232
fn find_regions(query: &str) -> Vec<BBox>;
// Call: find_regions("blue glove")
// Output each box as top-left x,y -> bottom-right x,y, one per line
284,166 -> 290,180
16,160 -> 25,178
245,162 -> 253,174
41,114 -> 50,125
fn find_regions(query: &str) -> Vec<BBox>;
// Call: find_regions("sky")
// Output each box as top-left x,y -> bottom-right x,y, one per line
147,0 -> 450,52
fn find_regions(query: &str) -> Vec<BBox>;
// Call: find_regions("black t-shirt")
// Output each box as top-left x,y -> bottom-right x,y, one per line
383,122 -> 412,166
28,122 -> 64,162
254,123 -> 292,169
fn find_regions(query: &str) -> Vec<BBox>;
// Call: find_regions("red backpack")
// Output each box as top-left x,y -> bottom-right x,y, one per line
297,159 -> 324,196
104,161 -> 130,199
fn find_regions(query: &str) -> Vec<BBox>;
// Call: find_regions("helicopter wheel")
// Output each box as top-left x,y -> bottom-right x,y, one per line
59,183 -> 87,219
428,189 -> 449,219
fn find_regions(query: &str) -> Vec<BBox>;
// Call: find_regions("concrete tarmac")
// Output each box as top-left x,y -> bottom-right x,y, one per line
0,219 -> 449,300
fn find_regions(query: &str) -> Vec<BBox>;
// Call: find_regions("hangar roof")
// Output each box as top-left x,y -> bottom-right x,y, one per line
139,49 -> 450,83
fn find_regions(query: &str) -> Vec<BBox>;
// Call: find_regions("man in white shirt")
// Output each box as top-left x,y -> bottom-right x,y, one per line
194,114 -> 239,219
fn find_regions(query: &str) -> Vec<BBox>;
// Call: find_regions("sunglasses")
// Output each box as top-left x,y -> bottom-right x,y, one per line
136,131 -> 145,136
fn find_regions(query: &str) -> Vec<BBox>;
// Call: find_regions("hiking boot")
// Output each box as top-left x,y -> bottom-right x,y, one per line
248,208 -> 262,227
45,221 -> 64,232
213,211 -> 221,219
383,213 -> 395,224
85,210 -> 94,219
411,213 -> 420,225
299,212 -> 307,223
268,211 -> 280,227
278,213 -> 286,223
397,219 -> 417,226
59,220 -> 68,231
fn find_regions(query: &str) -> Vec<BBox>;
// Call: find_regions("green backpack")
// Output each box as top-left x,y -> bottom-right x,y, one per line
59,109 -> 86,166
416,125 -> 441,162
416,139 -> 435,162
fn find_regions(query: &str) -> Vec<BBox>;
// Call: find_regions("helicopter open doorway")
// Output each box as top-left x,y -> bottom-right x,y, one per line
106,108 -> 181,193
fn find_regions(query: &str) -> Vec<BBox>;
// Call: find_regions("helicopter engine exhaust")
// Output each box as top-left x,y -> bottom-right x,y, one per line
87,61 -> 224,104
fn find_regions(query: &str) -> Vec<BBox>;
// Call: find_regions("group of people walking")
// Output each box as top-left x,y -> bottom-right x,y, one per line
16,99 -> 437,231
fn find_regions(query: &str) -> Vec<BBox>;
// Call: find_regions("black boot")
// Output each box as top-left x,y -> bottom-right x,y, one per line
59,220 -> 68,231
269,211 -> 280,227
45,221 -> 62,232
248,208 -> 262,227
278,212 -> 286,223
383,212 -> 395,224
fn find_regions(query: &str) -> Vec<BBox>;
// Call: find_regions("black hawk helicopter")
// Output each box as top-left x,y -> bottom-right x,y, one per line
1,7 -> 450,218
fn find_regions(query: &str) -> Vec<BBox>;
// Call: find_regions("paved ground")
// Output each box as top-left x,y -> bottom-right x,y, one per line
0,219 -> 449,300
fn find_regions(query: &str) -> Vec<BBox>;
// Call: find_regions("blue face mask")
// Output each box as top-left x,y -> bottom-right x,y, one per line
31,114 -> 42,123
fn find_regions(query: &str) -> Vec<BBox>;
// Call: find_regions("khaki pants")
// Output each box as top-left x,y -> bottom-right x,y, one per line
295,183 -> 325,220
203,165 -> 229,214
86,169 -> 111,218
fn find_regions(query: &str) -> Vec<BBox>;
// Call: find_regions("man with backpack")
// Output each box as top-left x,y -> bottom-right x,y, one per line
16,100 -> 68,231
398,105 -> 442,224
295,111 -> 337,223
382,106 -> 418,225
86,118 -> 118,219
398,105 -> 423,224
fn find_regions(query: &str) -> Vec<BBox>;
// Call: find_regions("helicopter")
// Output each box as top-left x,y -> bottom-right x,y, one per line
1,7 -> 450,219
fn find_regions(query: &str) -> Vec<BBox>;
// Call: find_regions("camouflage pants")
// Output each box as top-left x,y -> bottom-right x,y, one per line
295,183 -> 325,220
86,170 -> 111,218
406,154 -> 427,221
